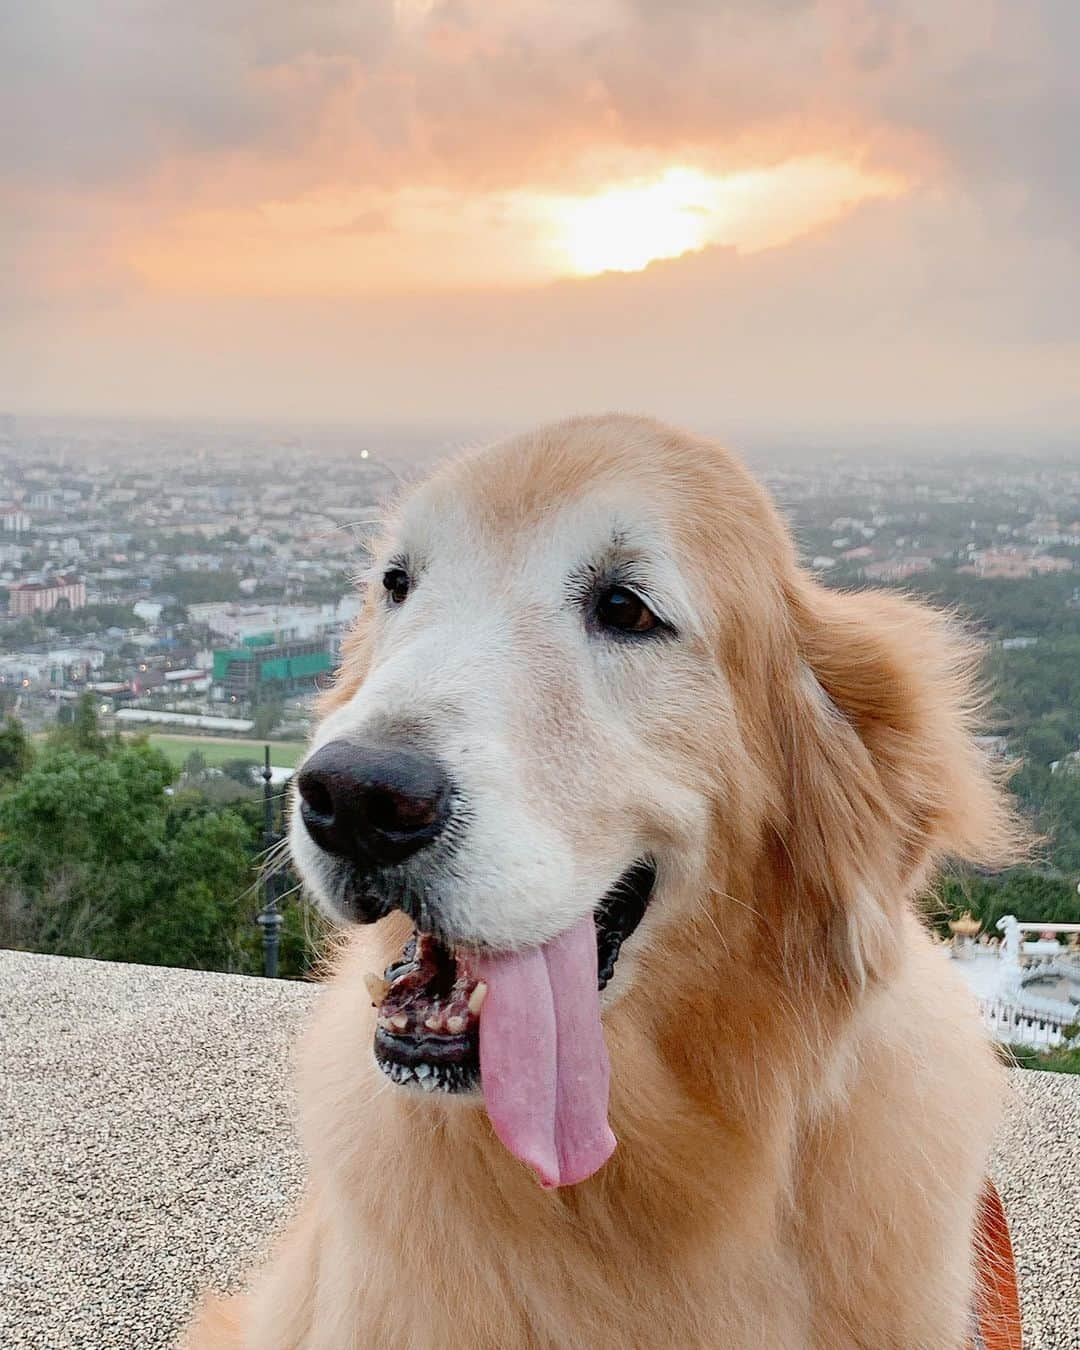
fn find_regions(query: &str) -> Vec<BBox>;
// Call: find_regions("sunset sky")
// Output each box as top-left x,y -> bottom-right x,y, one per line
4,1 -> 1078,445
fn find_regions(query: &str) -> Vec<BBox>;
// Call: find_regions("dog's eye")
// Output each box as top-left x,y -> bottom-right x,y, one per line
382,567 -> 410,605
595,585 -> 658,634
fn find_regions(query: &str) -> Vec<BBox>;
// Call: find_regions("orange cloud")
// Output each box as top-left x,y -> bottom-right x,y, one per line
4,0 -> 1077,433
126,154 -> 908,296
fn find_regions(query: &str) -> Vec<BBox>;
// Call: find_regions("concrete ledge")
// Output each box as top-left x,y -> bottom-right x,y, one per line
0,950 -> 1076,1349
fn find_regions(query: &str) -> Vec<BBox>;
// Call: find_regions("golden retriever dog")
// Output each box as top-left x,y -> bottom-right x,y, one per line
186,415 -> 1018,1350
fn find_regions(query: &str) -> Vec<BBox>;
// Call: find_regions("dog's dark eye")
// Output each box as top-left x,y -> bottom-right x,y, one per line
595,585 -> 658,634
382,567 -> 410,604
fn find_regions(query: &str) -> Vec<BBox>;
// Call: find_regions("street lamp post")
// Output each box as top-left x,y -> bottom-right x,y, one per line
257,744 -> 284,978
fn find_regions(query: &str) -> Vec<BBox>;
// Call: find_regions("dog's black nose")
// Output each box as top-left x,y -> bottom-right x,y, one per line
297,739 -> 450,869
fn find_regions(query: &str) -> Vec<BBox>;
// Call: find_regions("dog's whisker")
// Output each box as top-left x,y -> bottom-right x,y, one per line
691,894 -> 730,960
711,887 -> 767,925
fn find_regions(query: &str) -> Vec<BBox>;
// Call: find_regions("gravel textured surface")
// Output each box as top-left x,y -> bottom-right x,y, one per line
1,949 -> 1076,1349
992,1070 -> 1080,1350
0,951 -> 315,1350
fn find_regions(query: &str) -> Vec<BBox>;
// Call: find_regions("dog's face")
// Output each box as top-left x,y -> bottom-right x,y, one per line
291,418 -> 779,964
289,418 -> 799,1108
289,416 -> 1009,1126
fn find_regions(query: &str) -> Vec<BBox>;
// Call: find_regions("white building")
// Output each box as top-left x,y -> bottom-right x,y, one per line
133,600 -> 164,625
187,598 -> 361,642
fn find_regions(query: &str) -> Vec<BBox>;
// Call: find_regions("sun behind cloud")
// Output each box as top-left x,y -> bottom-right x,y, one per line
555,170 -> 718,275
548,160 -> 906,277
127,155 -> 908,297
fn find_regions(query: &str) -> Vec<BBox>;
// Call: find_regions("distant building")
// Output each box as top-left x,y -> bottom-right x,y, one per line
862,557 -> 934,582
963,550 -> 1073,579
212,633 -> 332,703
0,646 -> 103,689
2,510 -> 31,534
8,576 -> 87,616
116,709 -> 255,734
132,600 -> 164,625
189,598 -> 360,642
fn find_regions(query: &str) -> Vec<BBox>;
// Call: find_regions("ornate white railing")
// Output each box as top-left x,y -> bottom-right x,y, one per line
979,995 -> 1078,1050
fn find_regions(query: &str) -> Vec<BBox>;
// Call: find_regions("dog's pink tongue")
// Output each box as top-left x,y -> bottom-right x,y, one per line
472,914 -> 615,1189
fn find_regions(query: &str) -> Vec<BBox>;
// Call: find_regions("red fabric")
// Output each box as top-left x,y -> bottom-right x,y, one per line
970,1180 -> 1022,1350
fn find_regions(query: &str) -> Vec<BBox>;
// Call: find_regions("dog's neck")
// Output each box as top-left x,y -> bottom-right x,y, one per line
286,915 -> 873,1349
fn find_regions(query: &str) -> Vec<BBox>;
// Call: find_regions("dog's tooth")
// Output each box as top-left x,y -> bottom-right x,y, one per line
424,1014 -> 443,1032
467,982 -> 488,1015
364,973 -> 390,1007
415,1063 -> 432,1079
390,1013 -> 409,1031
446,1015 -> 466,1035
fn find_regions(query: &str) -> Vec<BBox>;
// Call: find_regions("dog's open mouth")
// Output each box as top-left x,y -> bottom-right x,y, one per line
370,858 -> 657,1097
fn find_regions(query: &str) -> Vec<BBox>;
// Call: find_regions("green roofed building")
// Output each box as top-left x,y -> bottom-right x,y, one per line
212,634 -> 332,704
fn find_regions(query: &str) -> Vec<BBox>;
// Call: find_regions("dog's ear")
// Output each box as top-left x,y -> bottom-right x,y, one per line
771,581 -> 1021,990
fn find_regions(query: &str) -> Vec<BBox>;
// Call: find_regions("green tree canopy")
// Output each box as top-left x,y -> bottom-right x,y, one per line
0,717 -> 33,785
0,735 -> 312,975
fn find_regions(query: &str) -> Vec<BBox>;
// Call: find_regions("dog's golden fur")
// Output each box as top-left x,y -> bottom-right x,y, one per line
186,416 -> 1019,1349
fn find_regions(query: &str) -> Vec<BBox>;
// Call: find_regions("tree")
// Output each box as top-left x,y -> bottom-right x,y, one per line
253,693 -> 284,739
139,811 -> 256,969
73,691 -> 106,753
51,692 -> 106,754
1018,715 -> 1075,771
934,868 -> 1080,938
182,749 -> 208,780
0,728 -> 320,978
222,757 -> 258,786
0,740 -> 174,956
160,569 -> 243,605
0,716 -> 33,784
1043,768 -> 1080,875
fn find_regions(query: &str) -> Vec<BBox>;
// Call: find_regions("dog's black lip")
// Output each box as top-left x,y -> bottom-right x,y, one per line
374,1026 -> 475,1068
594,856 -> 657,990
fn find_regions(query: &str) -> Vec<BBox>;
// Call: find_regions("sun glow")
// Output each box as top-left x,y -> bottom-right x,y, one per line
128,157 -> 906,296
555,169 -> 724,275
550,159 -> 906,277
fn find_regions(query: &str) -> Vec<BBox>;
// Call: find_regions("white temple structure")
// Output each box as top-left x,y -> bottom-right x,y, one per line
950,914 -> 1080,1050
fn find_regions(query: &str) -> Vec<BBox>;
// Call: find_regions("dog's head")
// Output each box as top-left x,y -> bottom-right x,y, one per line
289,415 -> 1016,1181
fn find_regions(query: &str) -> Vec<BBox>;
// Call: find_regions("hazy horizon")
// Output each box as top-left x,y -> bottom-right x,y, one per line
10,410 -> 1078,468
5,2 -> 1078,443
